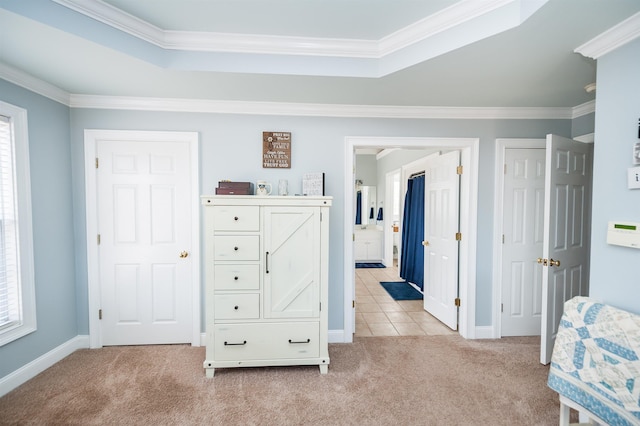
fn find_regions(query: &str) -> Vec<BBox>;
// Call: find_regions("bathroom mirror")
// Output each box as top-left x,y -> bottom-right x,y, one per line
355,186 -> 376,226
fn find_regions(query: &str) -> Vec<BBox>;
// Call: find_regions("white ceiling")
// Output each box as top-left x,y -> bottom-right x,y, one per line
1,0 -> 640,109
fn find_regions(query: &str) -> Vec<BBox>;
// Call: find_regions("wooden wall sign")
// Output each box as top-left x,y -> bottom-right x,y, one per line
263,131 -> 291,168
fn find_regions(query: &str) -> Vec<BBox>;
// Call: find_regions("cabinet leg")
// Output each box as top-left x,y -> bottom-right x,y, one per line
319,364 -> 328,374
205,368 -> 215,378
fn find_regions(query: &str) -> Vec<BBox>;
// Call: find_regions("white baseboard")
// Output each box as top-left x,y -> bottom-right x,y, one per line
0,335 -> 90,398
474,326 -> 496,339
328,329 -> 346,343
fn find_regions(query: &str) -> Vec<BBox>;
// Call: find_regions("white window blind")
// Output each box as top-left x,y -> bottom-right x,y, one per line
0,114 -> 20,331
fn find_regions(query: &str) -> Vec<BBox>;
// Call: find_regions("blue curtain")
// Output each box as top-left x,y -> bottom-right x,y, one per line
400,175 -> 425,290
355,190 -> 362,225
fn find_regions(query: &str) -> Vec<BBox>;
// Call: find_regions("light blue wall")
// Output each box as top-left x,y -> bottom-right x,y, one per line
0,81 -> 75,378
355,154 -> 377,185
69,109 -> 571,331
589,38 -> 640,314
572,112 -> 595,139
1,77 -> 591,379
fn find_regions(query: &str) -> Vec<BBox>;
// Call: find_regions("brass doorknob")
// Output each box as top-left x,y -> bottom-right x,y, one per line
549,258 -> 560,267
422,241 -> 429,246
179,251 -> 189,258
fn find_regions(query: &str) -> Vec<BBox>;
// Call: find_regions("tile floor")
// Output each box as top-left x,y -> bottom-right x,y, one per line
355,263 -> 456,337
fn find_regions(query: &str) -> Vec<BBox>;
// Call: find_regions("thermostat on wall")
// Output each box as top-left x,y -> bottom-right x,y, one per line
607,221 -> 640,249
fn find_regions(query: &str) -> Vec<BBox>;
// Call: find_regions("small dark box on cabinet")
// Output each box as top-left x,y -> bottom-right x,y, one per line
216,181 -> 253,195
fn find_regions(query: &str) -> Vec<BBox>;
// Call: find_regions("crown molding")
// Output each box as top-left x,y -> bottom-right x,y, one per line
68,94 -> 573,120
53,0 -> 534,60
0,64 -> 576,120
572,100 -> 596,119
573,133 -> 594,143
379,0 -> 513,55
575,11 -> 640,59
52,0 -> 164,47
0,63 -> 70,105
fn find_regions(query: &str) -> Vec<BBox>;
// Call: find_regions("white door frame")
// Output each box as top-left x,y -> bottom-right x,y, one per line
492,138 -> 545,338
344,136 -> 479,341
383,170 -> 398,268
84,129 -> 201,349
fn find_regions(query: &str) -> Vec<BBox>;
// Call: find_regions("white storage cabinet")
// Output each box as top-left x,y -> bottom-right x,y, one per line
202,195 -> 332,377
354,229 -> 383,262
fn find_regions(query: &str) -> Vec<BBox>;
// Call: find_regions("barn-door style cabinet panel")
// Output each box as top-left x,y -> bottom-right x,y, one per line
201,195 -> 332,377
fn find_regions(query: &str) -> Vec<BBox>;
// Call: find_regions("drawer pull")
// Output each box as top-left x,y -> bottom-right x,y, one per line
234,246 -> 239,251
234,216 -> 239,221
224,340 -> 247,346
234,305 -> 239,310
288,339 -> 311,344
266,251 -> 270,274
234,276 -> 239,281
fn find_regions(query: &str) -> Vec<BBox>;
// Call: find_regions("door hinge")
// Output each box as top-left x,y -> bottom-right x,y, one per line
455,232 -> 462,241
353,233 -> 355,241
501,303 -> 504,313
95,158 -> 99,169
320,212 -> 323,222
352,300 -> 355,308
454,298 -> 461,307
319,302 -> 322,311
502,234 -> 505,244
504,164 -> 507,175
456,165 -> 463,175
97,234 -> 101,245
99,309 -> 102,320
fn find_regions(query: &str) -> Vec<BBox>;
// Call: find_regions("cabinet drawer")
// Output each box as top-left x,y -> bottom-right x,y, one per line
213,322 -> 320,361
214,294 -> 260,320
213,206 -> 259,231
214,264 -> 260,290
214,236 -> 260,261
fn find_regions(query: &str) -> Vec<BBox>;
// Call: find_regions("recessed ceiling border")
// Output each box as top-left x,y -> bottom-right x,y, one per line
53,0 -> 543,59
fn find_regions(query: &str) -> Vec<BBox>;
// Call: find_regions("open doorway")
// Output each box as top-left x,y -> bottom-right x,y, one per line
344,137 -> 479,342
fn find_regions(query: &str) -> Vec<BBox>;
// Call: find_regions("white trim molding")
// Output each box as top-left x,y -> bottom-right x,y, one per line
53,0 -> 546,61
344,136 -> 479,341
0,335 -> 89,397
83,130 -> 201,349
492,138 -> 546,340
575,11 -> 640,59
0,63 -> 70,106
1,62 -> 592,120
69,94 -> 577,120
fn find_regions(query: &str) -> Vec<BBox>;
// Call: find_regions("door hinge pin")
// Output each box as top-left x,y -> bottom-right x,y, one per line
99,309 -> 102,320
454,298 -> 461,307
456,165 -> 463,175
455,232 -> 462,241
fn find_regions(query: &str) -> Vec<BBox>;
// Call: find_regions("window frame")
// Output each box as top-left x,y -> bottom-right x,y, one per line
0,101 -> 36,346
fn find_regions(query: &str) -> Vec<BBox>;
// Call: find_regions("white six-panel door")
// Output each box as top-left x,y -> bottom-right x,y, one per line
501,148 -> 545,336
423,151 -> 460,330
96,137 -> 194,345
540,134 -> 592,364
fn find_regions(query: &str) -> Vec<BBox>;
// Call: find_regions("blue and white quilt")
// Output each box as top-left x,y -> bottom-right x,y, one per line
548,296 -> 640,425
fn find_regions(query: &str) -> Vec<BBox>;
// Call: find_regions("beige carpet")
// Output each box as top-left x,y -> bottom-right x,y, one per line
0,335 -> 566,425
